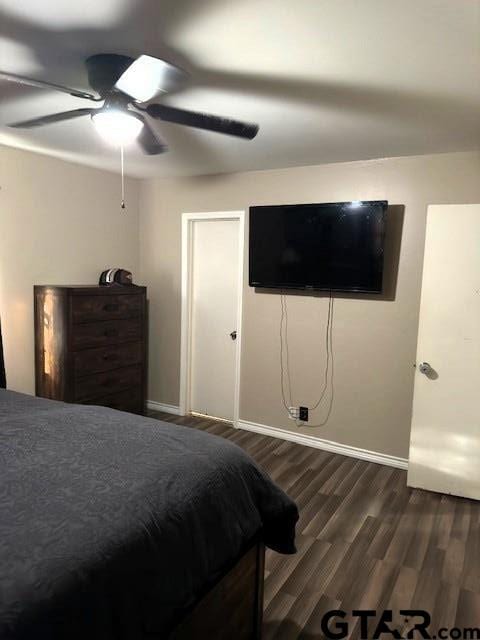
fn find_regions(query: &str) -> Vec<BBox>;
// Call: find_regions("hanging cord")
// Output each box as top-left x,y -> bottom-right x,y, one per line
279,293 -> 294,412
279,291 -> 335,425
310,293 -> 335,427
120,144 -> 126,210
310,291 -> 333,411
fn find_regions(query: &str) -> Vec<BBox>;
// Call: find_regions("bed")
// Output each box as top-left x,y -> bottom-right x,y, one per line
0,390 -> 298,639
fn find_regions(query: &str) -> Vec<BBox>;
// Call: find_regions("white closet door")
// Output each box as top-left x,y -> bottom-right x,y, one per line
190,218 -> 240,421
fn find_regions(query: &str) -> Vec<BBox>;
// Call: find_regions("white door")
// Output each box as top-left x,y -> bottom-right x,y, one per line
408,204 -> 480,500
190,218 -> 240,421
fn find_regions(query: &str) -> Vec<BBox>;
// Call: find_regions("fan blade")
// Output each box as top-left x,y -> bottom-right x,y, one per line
9,108 -> 96,129
0,70 -> 99,101
136,117 -> 168,155
145,103 -> 259,139
115,55 -> 184,103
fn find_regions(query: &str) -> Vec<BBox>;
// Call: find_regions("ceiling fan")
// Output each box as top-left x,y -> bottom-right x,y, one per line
0,54 -> 259,155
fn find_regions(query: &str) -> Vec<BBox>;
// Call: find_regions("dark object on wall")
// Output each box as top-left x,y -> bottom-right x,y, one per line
0,320 -> 5,388
249,200 -> 388,293
34,285 -> 147,414
99,268 -> 133,286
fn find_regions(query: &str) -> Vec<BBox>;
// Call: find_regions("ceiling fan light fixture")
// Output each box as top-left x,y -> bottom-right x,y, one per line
91,109 -> 143,145
4,52 -> 259,154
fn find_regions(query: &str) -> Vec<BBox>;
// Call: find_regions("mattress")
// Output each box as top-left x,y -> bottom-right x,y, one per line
0,390 -> 298,639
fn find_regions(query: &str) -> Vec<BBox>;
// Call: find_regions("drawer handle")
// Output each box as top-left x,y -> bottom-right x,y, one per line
103,354 -> 118,362
103,303 -> 120,312
104,329 -> 119,338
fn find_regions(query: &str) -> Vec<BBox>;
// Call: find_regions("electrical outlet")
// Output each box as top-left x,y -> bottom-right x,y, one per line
299,406 -> 309,422
288,406 -> 299,420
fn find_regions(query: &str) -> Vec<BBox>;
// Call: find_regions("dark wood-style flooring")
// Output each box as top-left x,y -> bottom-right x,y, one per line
149,410 -> 480,638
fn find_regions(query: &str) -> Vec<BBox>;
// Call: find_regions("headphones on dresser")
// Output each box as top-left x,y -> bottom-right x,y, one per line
98,268 -> 133,286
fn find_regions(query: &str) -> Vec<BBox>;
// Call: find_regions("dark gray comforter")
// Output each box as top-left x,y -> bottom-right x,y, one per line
0,390 -> 298,639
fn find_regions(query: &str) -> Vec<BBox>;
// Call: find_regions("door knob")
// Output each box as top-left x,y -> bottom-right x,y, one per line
419,362 -> 432,375
230,330 -> 237,340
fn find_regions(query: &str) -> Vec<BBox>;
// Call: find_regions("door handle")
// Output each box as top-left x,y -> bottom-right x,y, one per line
419,362 -> 432,375
230,330 -> 237,340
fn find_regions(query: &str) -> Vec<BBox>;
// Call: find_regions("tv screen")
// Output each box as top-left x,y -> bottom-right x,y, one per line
249,200 -> 388,293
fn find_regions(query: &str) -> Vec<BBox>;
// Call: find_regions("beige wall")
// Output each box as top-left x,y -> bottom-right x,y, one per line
139,151 -> 480,458
6,145 -> 478,459
0,146 -> 140,394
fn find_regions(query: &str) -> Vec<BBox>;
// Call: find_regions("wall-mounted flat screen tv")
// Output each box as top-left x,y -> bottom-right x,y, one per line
249,200 -> 388,293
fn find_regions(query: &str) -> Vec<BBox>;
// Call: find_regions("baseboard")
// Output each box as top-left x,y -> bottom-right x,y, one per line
147,400 -> 181,416
146,404 -> 408,469
237,419 -> 408,470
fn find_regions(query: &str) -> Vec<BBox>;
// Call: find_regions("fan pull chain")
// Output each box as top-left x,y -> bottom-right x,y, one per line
120,144 -> 126,210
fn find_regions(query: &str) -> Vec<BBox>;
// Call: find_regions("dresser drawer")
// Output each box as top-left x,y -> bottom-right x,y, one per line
83,386 -> 143,414
71,318 -> 142,351
74,365 -> 142,401
74,342 -> 142,376
71,294 -> 142,323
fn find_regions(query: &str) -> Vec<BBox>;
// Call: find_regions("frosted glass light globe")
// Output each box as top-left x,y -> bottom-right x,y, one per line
92,110 -> 143,145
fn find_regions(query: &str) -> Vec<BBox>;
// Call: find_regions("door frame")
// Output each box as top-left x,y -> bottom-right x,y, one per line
179,211 -> 245,426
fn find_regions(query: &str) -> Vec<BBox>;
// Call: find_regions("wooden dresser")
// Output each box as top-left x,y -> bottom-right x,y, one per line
34,285 -> 147,415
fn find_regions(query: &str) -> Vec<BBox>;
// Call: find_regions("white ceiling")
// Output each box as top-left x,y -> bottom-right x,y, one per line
0,0 -> 479,178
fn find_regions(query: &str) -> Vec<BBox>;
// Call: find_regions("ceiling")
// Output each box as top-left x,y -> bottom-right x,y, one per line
0,0 -> 479,178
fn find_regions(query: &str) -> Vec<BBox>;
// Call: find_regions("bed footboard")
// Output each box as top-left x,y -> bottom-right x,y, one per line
170,540 -> 265,640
